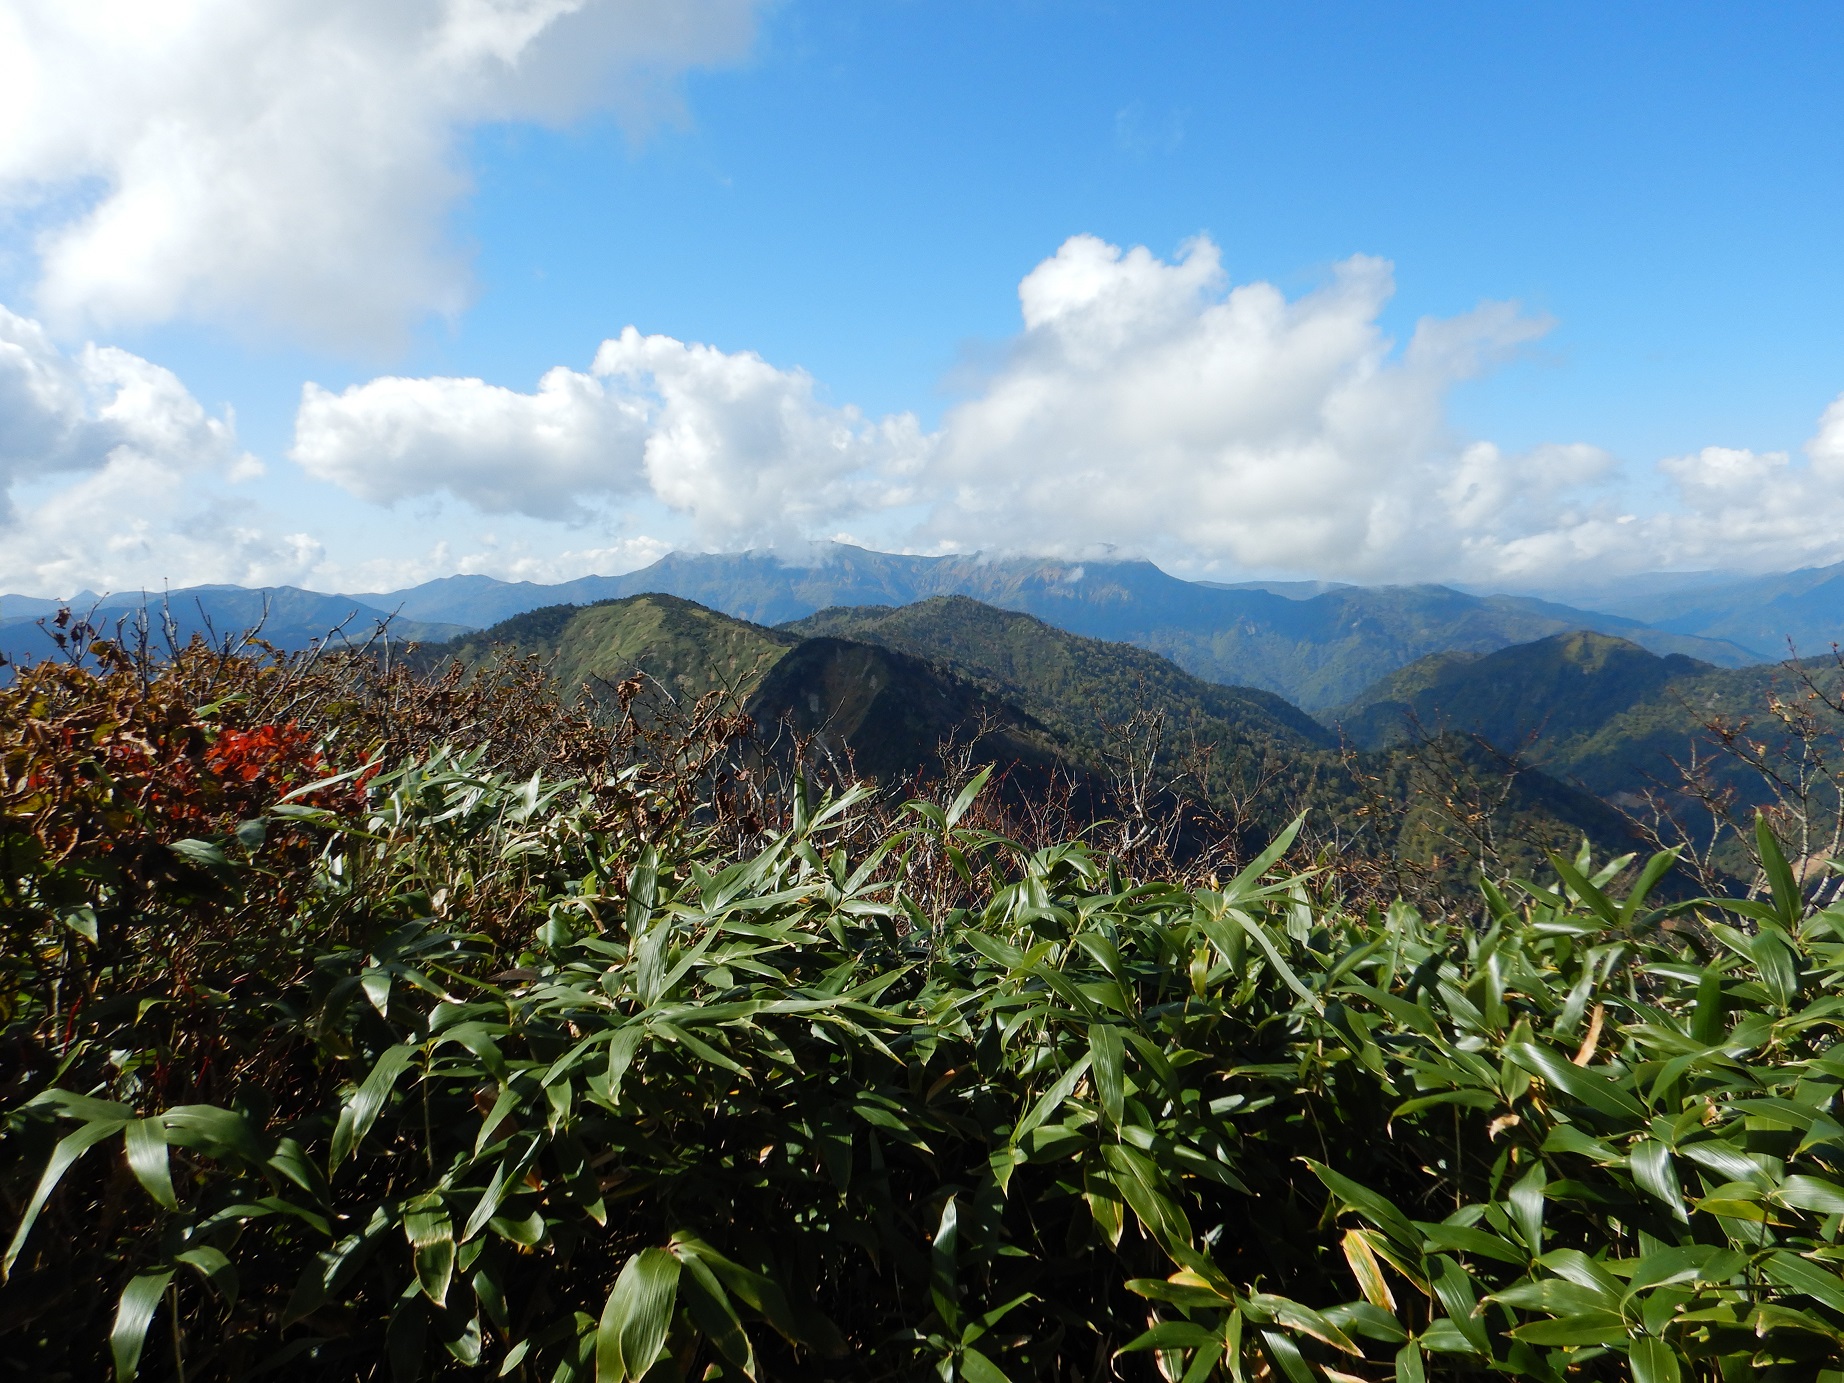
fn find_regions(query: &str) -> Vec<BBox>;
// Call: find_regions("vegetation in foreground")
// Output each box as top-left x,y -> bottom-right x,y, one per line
7,640 -> 1844,1381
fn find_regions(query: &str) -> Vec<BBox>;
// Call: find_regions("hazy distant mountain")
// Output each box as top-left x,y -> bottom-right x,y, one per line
1560,560 -> 1844,660
363,544 -> 1758,709
0,585 -> 466,666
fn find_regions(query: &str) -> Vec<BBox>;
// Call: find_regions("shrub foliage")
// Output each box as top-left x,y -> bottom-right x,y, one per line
6,646 -> 1844,1381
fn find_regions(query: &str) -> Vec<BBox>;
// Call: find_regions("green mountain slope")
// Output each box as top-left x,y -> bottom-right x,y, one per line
438,593 -> 797,702
433,592 -> 1647,882
357,543 -> 1757,708
742,637 -> 1076,786
782,595 -> 1335,755
1332,630 -> 1844,807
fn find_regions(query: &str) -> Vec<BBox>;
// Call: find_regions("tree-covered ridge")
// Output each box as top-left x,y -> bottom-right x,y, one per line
435,594 -> 798,705
7,641 -> 1844,1380
432,591 -> 1645,884
783,595 -> 1334,753
1332,630 -> 1844,807
353,544 -> 1759,709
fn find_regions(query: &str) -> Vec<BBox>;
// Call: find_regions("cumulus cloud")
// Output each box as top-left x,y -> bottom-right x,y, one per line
294,367 -> 651,518
0,0 -> 758,347
920,235 -> 1559,578
292,326 -> 929,543
0,301 -> 326,593
0,302 -> 252,506
284,233 -> 1844,584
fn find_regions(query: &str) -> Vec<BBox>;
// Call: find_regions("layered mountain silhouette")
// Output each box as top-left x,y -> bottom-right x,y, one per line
1331,629 -> 1844,809
0,585 -> 465,667
359,543 -> 1756,708
429,591 -> 1648,880
7,545 -> 1799,707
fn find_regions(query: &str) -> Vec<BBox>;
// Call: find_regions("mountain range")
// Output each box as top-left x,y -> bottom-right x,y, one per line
1331,629 -> 1841,812
0,585 -> 465,667
433,590 -> 1649,883
14,542 -> 1819,709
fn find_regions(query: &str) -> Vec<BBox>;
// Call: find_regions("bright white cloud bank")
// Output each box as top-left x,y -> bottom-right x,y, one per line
0,0 -> 756,347
300,232 -> 1844,582
294,328 -> 928,544
0,304 -> 326,593
13,233 -> 1844,595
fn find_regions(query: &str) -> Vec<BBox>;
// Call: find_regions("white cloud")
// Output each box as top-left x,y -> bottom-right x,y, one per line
0,0 -> 758,348
284,233 -> 1844,586
0,301 -> 251,503
0,300 -> 325,594
292,326 -> 929,543
594,329 -> 929,545
294,367 -> 650,519
921,235 -> 1555,579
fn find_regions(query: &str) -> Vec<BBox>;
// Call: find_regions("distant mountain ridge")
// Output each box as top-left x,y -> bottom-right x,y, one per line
1568,559 -> 1844,660
0,585 -> 466,666
353,543 -> 1762,709
8,543 -> 1815,705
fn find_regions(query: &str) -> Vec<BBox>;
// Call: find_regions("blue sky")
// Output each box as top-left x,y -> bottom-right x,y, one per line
2,1 -> 1842,595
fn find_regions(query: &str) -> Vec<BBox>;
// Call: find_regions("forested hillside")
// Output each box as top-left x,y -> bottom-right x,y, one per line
355,544 -> 1758,708
1335,631 -> 1844,804
432,592 -> 1645,889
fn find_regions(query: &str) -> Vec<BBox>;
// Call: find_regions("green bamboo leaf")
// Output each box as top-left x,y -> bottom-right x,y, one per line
1394,1343 -> 1425,1383
405,1194 -> 454,1305
4,1115 -> 128,1279
945,765 -> 993,829
1757,813 -> 1804,928
1764,1251 -> 1844,1314
161,1105 -> 267,1161
1119,1321 -> 1219,1353
596,1247 -> 680,1382
1505,1042 -> 1646,1120
931,1194 -> 961,1330
1629,1337 -> 1682,1383
1222,814 -> 1304,901
124,1118 -> 176,1210
1306,1161 -> 1421,1254
1691,967 -> 1727,1045
1089,1023 -> 1125,1128
959,1345 -> 1013,1382
1217,907 -> 1322,1011
1508,1161 -> 1547,1252
1620,849 -> 1682,925
1777,1175 -> 1844,1216
1258,1328 -> 1316,1383
1547,851 -> 1621,927
1629,1140 -> 1687,1221
329,1044 -> 417,1171
1417,1220 -> 1526,1265
1506,1309 -> 1630,1346
677,1252 -> 756,1378
1012,1053 -> 1092,1144
111,1270 -> 174,1381
1431,1258 -> 1487,1354
176,1246 -> 239,1305
1101,1144 -> 1191,1251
